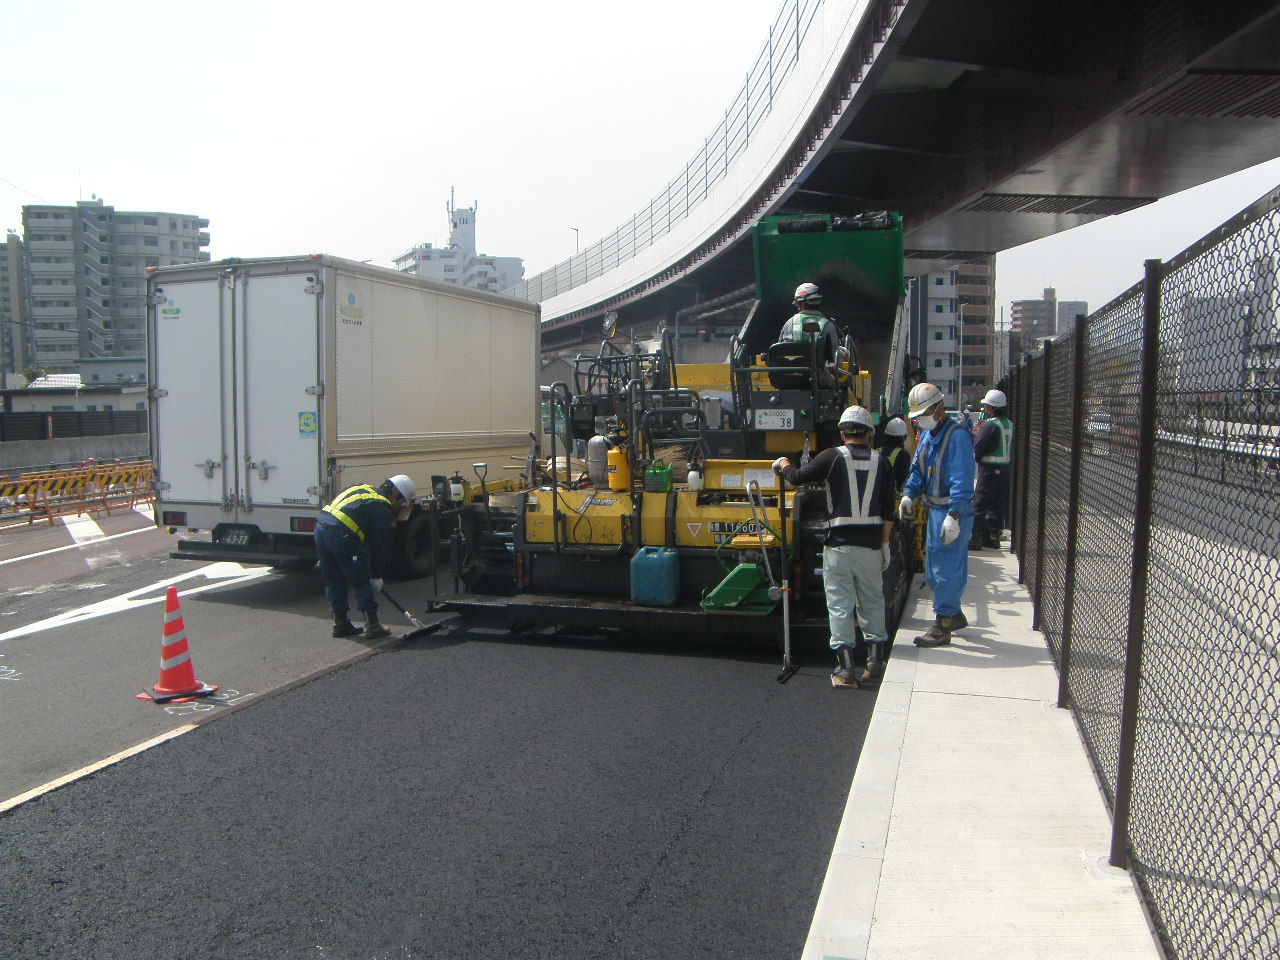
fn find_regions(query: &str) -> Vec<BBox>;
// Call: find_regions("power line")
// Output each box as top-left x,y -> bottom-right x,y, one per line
0,175 -> 47,202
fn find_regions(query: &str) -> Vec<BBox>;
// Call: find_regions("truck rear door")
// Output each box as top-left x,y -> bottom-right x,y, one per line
151,266 -> 322,532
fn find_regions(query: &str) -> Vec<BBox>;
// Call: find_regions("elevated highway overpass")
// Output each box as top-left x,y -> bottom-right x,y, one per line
508,0 -> 1280,353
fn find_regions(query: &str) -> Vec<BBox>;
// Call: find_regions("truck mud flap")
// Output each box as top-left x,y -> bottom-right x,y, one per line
430,592 -> 827,647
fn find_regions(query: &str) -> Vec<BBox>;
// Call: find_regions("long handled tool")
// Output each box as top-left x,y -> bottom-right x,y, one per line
775,473 -> 799,684
379,586 -> 440,637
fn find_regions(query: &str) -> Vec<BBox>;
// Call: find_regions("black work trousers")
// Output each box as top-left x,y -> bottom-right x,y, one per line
973,464 -> 1009,543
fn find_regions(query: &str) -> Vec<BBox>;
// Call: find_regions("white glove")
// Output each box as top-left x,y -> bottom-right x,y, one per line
898,495 -> 914,521
881,544 -> 891,571
771,457 -> 789,475
940,514 -> 960,545
371,578 -> 384,593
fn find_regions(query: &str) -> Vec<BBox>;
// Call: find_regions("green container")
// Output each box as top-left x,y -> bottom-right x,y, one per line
643,461 -> 672,492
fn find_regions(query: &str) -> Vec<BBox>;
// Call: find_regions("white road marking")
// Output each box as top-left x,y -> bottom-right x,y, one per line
0,725 -> 198,814
0,525 -> 158,568
62,514 -> 105,543
0,562 -> 274,643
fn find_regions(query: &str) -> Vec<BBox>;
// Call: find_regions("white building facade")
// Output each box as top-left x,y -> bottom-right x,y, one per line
393,199 -> 523,294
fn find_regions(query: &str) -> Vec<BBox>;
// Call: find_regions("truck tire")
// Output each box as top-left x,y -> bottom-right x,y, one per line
393,510 -> 438,579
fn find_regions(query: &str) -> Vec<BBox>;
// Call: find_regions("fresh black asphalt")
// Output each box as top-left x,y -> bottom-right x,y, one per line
2,627 -> 875,960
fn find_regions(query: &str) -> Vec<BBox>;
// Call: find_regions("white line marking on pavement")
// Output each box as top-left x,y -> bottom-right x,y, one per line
0,562 -> 274,643
0,525 -> 158,568
62,513 -> 105,543
0,725 -> 198,814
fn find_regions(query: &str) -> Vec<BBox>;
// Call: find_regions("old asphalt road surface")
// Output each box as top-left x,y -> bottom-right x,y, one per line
2,625 -> 874,959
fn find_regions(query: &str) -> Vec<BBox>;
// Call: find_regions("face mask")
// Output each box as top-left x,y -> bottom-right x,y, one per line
915,413 -> 938,432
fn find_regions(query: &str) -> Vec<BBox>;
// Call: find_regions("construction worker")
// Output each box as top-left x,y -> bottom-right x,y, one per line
777,281 -> 841,366
773,405 -> 897,688
313,474 -> 415,639
880,416 -> 911,494
971,388 -> 1013,550
899,382 -> 975,647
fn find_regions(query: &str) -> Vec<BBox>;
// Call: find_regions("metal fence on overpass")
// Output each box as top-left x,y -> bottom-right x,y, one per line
505,0 -> 827,304
1004,190 -> 1280,960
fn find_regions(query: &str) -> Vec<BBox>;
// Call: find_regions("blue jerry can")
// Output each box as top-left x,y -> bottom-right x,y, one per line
630,546 -> 680,607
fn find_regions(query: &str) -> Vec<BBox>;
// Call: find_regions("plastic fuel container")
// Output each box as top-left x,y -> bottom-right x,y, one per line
630,546 -> 680,606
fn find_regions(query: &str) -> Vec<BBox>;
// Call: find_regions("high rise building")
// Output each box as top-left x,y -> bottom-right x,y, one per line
1009,287 -> 1088,357
1,232 -> 31,384
393,196 -> 523,293
20,199 -> 210,374
908,257 -> 996,409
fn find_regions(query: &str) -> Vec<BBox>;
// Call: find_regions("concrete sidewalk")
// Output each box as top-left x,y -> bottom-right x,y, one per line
801,547 -> 1162,960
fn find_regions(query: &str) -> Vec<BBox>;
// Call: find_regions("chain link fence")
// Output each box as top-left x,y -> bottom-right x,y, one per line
1004,189 -> 1280,960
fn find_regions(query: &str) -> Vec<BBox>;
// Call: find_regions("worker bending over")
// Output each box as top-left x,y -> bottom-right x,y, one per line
900,383 -> 976,647
314,475 -> 415,640
774,405 -> 897,688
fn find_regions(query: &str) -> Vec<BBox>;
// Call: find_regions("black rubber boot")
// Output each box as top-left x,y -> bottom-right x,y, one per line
362,612 -> 391,640
332,612 -> 360,638
831,645 -> 859,689
861,642 -> 886,683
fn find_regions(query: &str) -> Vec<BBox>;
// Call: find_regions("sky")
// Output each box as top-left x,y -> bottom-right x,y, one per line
4,1 -> 1280,323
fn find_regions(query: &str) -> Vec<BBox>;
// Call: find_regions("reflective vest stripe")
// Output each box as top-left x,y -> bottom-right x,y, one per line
924,419 -> 958,509
980,417 -> 1013,465
826,446 -> 884,527
321,485 -> 390,542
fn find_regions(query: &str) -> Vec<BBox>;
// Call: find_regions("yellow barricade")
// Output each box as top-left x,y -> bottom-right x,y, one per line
0,461 -> 154,527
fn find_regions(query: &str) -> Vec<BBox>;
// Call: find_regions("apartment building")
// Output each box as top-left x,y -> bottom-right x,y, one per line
393,198 -> 523,293
908,257 -> 997,409
1,232 -> 31,384
21,199 -> 210,373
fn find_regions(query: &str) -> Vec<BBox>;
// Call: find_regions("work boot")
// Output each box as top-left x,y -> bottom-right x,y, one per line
861,642 -> 887,683
332,612 -> 360,638
831,645 -> 859,689
362,612 -> 392,640
940,611 -> 968,632
914,617 -> 952,647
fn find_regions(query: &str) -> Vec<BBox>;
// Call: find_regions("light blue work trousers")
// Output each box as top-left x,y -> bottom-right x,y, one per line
924,508 -> 973,617
822,543 -> 887,650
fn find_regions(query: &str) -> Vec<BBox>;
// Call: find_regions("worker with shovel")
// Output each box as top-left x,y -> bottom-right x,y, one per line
314,475 -> 415,639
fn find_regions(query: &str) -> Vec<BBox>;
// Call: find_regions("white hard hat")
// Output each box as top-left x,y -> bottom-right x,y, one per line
793,281 -> 821,305
907,382 -> 944,418
982,389 -> 1008,408
838,405 -> 874,431
386,474 -> 416,500
884,417 -> 908,437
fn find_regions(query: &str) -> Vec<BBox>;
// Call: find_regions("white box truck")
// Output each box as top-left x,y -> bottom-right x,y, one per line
146,254 -> 540,575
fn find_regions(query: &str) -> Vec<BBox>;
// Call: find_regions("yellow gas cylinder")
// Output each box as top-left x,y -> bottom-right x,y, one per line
607,445 -> 631,491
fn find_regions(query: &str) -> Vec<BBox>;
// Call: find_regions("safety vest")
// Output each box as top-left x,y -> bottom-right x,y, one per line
781,310 -> 827,343
920,418 -> 961,509
979,416 -> 1013,465
886,446 -> 905,490
826,446 -> 884,528
321,484 -> 391,542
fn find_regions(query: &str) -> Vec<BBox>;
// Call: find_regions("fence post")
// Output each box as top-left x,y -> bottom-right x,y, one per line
1110,259 -> 1164,869
1057,318 -> 1090,708
1031,341 -> 1054,630
1015,355 -> 1034,581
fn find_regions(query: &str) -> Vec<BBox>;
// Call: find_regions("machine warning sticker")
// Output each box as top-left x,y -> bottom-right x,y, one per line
299,412 -> 317,436
685,522 -> 703,539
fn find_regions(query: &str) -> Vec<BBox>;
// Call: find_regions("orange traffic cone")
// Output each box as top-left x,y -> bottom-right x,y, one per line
136,586 -> 218,703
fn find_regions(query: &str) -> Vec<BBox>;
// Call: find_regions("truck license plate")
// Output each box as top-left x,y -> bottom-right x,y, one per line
221,528 -> 251,546
754,409 -> 795,430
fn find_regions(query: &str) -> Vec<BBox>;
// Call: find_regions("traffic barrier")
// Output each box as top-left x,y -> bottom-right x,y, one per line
0,460 -> 153,527
136,586 -> 218,703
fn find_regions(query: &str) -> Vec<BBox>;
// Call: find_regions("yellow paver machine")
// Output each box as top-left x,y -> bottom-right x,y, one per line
431,212 -> 916,677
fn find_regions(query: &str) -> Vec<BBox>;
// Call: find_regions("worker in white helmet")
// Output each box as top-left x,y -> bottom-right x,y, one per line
879,416 -> 911,495
971,388 -> 1013,550
899,382 -> 975,647
314,474 -> 416,639
777,281 -> 841,371
773,405 -> 898,687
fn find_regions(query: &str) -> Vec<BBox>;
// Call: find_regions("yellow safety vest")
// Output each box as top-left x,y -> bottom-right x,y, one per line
321,484 -> 391,542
